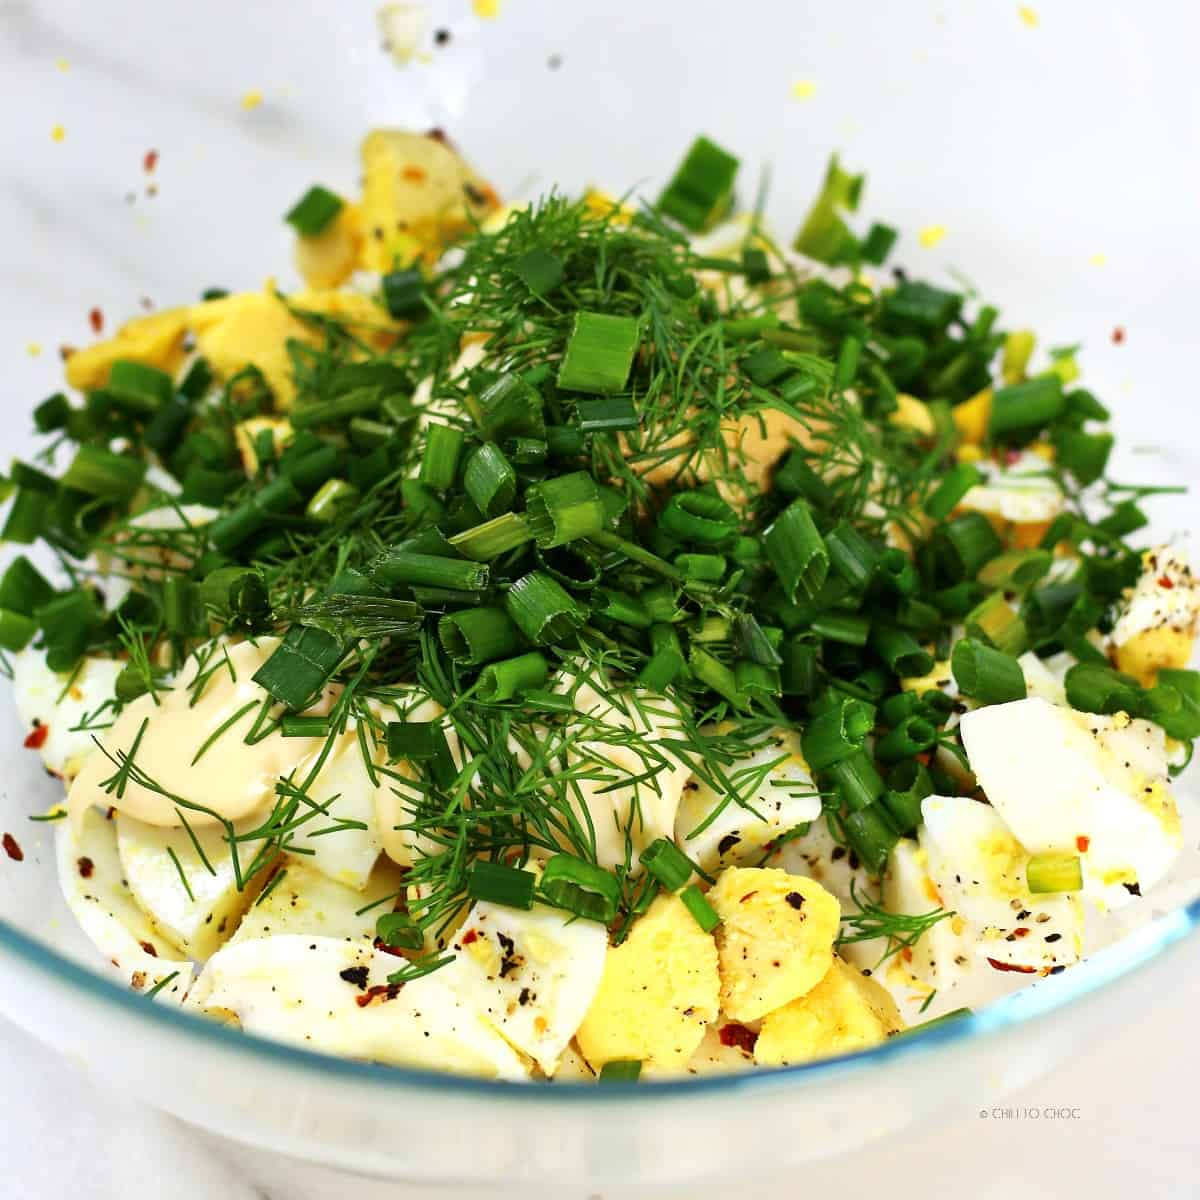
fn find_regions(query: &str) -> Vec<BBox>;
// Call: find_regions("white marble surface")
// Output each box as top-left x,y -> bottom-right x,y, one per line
4,967 -> 1199,1200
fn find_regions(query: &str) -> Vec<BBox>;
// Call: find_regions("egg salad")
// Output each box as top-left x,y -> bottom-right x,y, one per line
2,132 -> 1197,1081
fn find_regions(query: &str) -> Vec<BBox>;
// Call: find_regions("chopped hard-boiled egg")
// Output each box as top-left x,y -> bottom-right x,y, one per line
64,308 -> 190,392
708,867 -> 841,1022
1018,650 -> 1067,706
959,697 -> 1182,909
753,955 -> 903,1067
920,794 -> 1083,971
1111,546 -> 1200,686
11,646 -> 123,781
229,855 -> 405,945
674,727 -> 820,873
294,202 -> 364,289
193,935 -> 527,1078
116,815 -> 266,960
958,450 -> 1064,530
439,896 -> 608,1074
576,893 -> 719,1072
56,806 -> 194,1002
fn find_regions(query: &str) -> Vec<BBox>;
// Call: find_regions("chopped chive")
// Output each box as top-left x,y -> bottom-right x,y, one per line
35,590 -> 98,672
825,750 -> 885,812
504,571 -> 585,645
0,555 -> 54,616
792,153 -> 863,264
870,623 -> 935,678
882,280 -> 962,330
306,478 -> 359,523
881,762 -> 932,835
539,854 -> 621,923
419,423 -> 465,492
936,512 -> 1003,580
463,442 -> 517,518
660,491 -> 737,546
162,576 -> 202,637
1026,852 -> 1083,894
925,463 -> 985,522
989,376 -> 1065,440
594,587 -> 652,628
574,396 -> 639,432
479,374 -> 546,442
964,593 -> 1028,657
951,637 -> 1027,704
449,512 -> 535,561
1063,662 -> 1143,716
376,912 -> 425,951
281,443 -> 339,493
825,522 -> 880,589
764,499 -> 828,602
525,472 -> 606,548
371,550 -> 489,592
673,553 -> 726,583
280,715 -> 330,738
466,860 -> 538,910
638,625 -> 686,692
842,804 -> 899,875
780,641 -> 819,696
688,645 -> 745,708
860,222 -> 898,265
557,312 -> 639,394
513,246 -> 564,296
61,446 -> 146,500
977,549 -> 1053,591
385,721 -> 454,787
477,651 -> 549,702
812,612 -> 871,647
252,625 -> 345,710
382,268 -> 425,320
1096,500 -> 1146,539
438,607 -> 522,666
1054,428 -> 1113,486
208,476 -> 301,553
0,608 -> 37,651
679,883 -> 721,932
801,698 -> 875,771
285,185 -> 343,236
598,1059 -> 642,1083
742,246 -> 771,283
108,360 -> 173,412
33,392 -> 71,433
874,714 -> 937,763
291,386 -> 381,429
640,837 -> 694,891
657,135 -> 739,232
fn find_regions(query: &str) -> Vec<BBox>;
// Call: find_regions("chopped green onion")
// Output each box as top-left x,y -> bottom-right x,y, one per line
1054,428 -> 1113,486
925,463 -> 985,522
280,715 -> 330,738
466,860 -> 537,910
688,644 -> 745,708
539,854 -> 621,923
834,336 -> 862,390
281,443 -> 339,493
874,714 -> 937,763
640,837 -> 695,891
285,185 -> 343,236
525,472 -> 606,548
594,587 -> 651,628
742,246 -> 771,283
291,386 -> 381,430
513,246 -> 564,296
764,499 -> 828,602
774,451 -> 835,510
306,478 -> 359,523
371,550 -> 489,593
0,609 -> 37,651
208,476 -> 300,553
801,698 -> 875,771
376,912 -> 425,951
35,590 -> 98,672
734,615 -> 783,668
842,804 -> 900,875
680,883 -> 721,932
825,750 -> 885,812
1026,852 -> 1083,894
1063,662 -> 1143,716
598,1059 -> 642,1083
253,625 -> 345,710
557,312 -> 639,395
977,549 -> 1053,591
674,553 -> 726,582
951,637 -> 1027,704
3,485 -> 51,543
660,491 -> 737,546
108,360 -> 173,412
638,624 -> 686,692
0,555 -> 54,616
438,607 -> 522,666
879,691 -> 924,727
964,593 -> 1028,657
825,522 -> 880,589
792,153 -> 864,264
504,571 -> 585,645
989,376 -> 1065,440
1096,500 -> 1147,539
477,651 -> 549,702
33,392 -> 71,433
463,442 -> 516,518
812,612 -> 871,646
382,269 -> 425,320
449,512 -> 535,561
575,397 -> 639,433
936,512 -> 1004,580
61,446 -> 146,500
781,642 -> 820,696
161,576 -> 202,637
742,347 -> 790,386
860,222 -> 898,265
420,423 -> 465,492
882,281 -> 961,330
479,374 -> 546,442
870,623 -> 935,678
657,135 -> 739,232
881,760 -> 932,834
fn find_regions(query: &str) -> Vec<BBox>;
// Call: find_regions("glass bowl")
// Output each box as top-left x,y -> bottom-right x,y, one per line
2,1 -> 1197,1187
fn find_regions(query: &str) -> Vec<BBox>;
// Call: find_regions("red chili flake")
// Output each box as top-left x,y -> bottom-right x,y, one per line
372,936 -> 407,958
461,928 -> 479,945
2,833 -> 23,862
139,940 -> 158,957
986,957 -> 1036,973
77,856 -> 95,879
24,723 -> 49,750
1111,326 -> 1125,345
1012,927 -> 1031,938
739,891 -> 758,904
718,1023 -> 758,1054
1076,835 -> 1091,853
355,982 -> 400,1008
425,127 -> 449,145
901,946 -> 913,962
88,307 -> 103,334
401,165 -> 427,183
1158,576 -> 1175,590
143,148 -> 159,172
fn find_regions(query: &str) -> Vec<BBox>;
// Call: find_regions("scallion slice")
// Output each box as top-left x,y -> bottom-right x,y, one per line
925,463 -> 985,522
0,609 -> 37,652
449,512 -> 534,562
376,912 -> 425,951
285,185 -> 343,236
657,135 -> 739,232
557,312 -> 639,394
764,499 -> 828,602
463,442 -> 517,518
61,445 -> 146,500
870,623 -> 935,678
539,854 -> 620,923
525,472 -> 606,548
477,651 -> 549,702
466,860 -> 537,910
679,883 -> 721,932
381,268 -> 425,320
964,593 -> 1028,657
438,607 -> 522,666
842,804 -> 900,875
371,550 -> 489,593
660,491 -> 737,546
0,555 -> 54,616
801,698 -> 875,771
989,376 -> 1065,440
420,423 -> 465,492
209,476 -> 301,553
1026,852 -> 1083,894
504,571 -> 585,645
253,625 -> 346,710
825,750 -> 885,813
950,637 -> 1027,704
574,397 -> 639,432
874,714 -> 937,763
108,360 -> 173,412
598,1059 -> 642,1083
513,246 -> 564,296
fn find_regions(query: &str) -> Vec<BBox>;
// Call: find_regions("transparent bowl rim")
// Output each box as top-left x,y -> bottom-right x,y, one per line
2,890 -> 1196,1100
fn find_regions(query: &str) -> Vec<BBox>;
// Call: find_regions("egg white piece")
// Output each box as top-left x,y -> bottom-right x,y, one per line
193,935 -> 528,1079
675,727 -> 821,874
288,728 -> 384,891
1111,544 -> 1200,645
229,855 -> 405,946
116,815 -> 265,960
11,646 -> 122,782
959,697 -> 1183,908
56,806 -> 193,1002
958,450 -> 1063,525
1018,651 -> 1067,707
438,897 -> 608,1075
920,795 -> 1083,972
